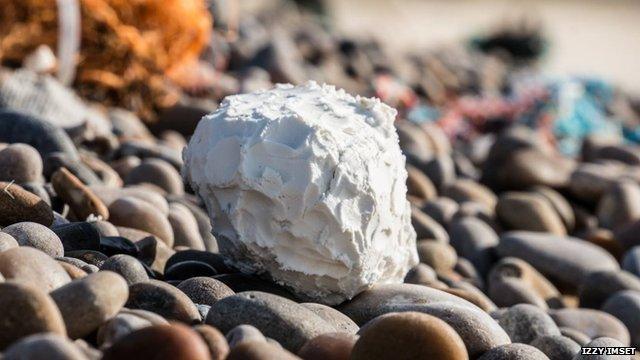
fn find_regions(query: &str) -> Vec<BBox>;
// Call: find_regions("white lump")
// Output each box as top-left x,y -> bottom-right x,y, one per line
182,82 -> 417,304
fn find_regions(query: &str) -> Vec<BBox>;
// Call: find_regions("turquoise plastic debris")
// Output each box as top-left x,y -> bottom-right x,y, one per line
548,77 -> 621,155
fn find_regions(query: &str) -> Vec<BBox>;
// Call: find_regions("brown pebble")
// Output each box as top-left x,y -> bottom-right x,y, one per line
0,181 -> 53,226
3,333 -> 86,360
417,240 -> 457,272
57,260 -> 88,280
298,332 -> 357,360
2,221 -> 64,257
125,158 -> 184,195
102,323 -> 211,360
194,324 -> 230,360
0,143 -> 43,184
0,282 -> 66,349
168,203 -> 205,250
0,232 -> 18,252
177,276 -> 235,306
50,271 -> 129,339
0,247 -> 70,290
52,167 -> 109,220
109,196 -> 174,246
406,164 -> 437,202
351,312 -> 468,360
227,340 -> 301,360
100,254 -> 149,285
496,192 -> 566,235
126,280 -> 201,324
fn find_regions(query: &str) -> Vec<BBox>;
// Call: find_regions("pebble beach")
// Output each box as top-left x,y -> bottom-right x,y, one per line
0,1 -> 639,359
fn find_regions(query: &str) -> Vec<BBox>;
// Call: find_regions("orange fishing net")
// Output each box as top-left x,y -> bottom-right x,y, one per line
0,0 -> 212,121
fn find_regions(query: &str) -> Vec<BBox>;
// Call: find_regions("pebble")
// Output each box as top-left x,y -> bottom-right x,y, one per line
573,337 -> 631,360
213,273 -> 297,300
550,308 -> 630,345
226,340 -> 301,360
3,333 -> 87,360
569,163 -> 621,203
615,219 -> 640,249
20,181 -> 51,205
176,276 -> 235,306
102,324 -> 211,360
405,164 -> 437,201
100,254 -> 149,285
168,203 -> 205,250
497,304 -> 560,344
449,216 -> 498,276
417,301 -> 510,357
597,181 -> 640,231
108,196 -> 174,247
0,282 -> 66,349
0,110 -> 78,160
125,158 -> 184,195
226,324 -> 267,347
165,249 -> 235,274
397,122 -> 433,164
530,335 -> 581,360
2,221 -> 64,257
52,222 -> 101,252
404,263 -> 439,286
578,270 -> 640,308
442,178 -> 497,210
44,152 -> 102,185
116,140 -> 183,169
531,186 -> 575,232
97,313 -> 154,348
0,181 -> 53,226
601,290 -> 640,347
622,246 -> 640,277
421,197 -> 459,227
496,231 -> 619,288
58,260 -> 88,279
126,279 -> 201,324
206,291 -> 335,352
164,260 -> 218,281
92,185 -> 170,216
411,206 -> 450,242
477,343 -> 550,360
416,240 -> 457,272
50,271 -> 129,339
0,247 -> 70,290
58,257 -> 99,273
167,196 -> 218,251
339,284 -> 509,357
66,250 -> 108,267
80,153 -> 123,188
423,155 -> 456,190
486,147 -> 571,191
0,143 -> 43,183
91,220 -> 119,237
298,332 -> 357,360
51,167 -> 109,220
99,236 -> 139,257
0,232 -> 19,252
300,303 -> 359,334
488,257 -> 561,309
194,325 -> 230,360
496,192 -> 566,235
560,327 -> 592,346
351,312 -> 467,360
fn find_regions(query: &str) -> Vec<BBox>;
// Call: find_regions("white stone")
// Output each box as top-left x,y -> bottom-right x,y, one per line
183,81 -> 417,304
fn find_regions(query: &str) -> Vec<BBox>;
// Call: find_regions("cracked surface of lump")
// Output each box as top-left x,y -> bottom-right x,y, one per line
183,81 -> 418,304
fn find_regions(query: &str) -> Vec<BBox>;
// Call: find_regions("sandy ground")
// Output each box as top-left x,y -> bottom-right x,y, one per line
325,0 -> 640,94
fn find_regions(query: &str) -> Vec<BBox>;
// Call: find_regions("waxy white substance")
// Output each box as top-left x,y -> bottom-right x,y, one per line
183,82 -> 417,304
